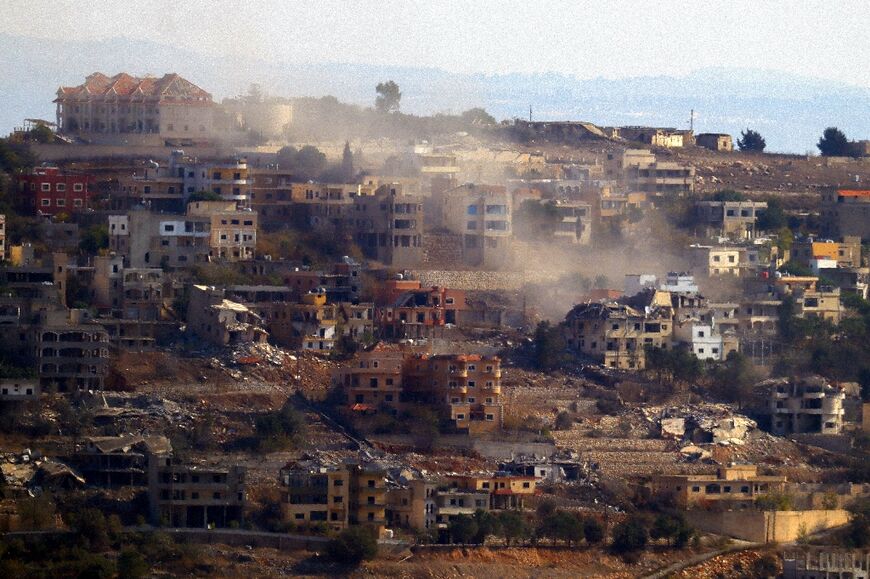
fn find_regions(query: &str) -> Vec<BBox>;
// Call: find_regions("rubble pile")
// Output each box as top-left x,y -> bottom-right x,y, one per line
645,403 -> 758,448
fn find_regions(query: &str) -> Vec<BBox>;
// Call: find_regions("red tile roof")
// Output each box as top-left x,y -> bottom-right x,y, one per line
56,72 -> 212,103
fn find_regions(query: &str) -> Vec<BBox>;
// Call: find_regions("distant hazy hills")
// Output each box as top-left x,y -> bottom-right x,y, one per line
2,33 -> 869,153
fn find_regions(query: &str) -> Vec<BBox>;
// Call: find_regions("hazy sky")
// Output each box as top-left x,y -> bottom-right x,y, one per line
3,0 -> 869,86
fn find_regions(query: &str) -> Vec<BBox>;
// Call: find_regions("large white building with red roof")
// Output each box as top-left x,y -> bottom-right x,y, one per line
54,72 -> 215,141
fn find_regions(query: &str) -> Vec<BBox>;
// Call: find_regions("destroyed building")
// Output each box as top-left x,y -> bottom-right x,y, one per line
765,376 -> 846,435
148,456 -> 246,528
564,289 -> 674,370
187,285 -> 268,346
72,435 -> 171,487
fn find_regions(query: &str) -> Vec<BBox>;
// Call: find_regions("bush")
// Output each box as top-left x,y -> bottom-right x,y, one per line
611,517 -> 648,553
326,526 -> 378,565
583,517 -> 604,544
448,514 -> 479,544
554,411 -> 573,431
117,548 -> 148,579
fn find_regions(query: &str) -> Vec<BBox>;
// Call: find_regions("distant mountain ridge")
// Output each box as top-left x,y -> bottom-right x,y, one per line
2,33 -> 869,153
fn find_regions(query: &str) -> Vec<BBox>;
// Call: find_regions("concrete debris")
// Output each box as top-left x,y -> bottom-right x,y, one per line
645,403 -> 757,446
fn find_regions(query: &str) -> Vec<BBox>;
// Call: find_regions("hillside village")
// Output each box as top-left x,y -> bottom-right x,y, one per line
2,71 -> 870,578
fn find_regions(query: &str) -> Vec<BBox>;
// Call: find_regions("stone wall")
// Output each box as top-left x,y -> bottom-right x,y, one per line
688,509 -> 850,543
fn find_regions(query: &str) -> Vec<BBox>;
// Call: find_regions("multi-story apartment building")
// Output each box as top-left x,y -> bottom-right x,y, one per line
405,354 -> 504,433
16,167 -> 94,216
386,477 -> 438,533
442,184 -> 513,269
688,244 -> 743,277
693,200 -> 768,239
767,377 -> 845,435
334,349 -> 504,432
122,151 -> 252,212
821,189 -> 870,240
352,184 -> 424,267
186,285 -> 268,346
279,460 -> 387,537
551,200 -> 593,245
783,549 -> 870,579
605,149 -> 695,195
334,347 -> 406,413
564,290 -> 674,370
37,309 -> 109,392
126,201 -> 256,268
55,72 -> 214,141
375,279 -> 466,339
248,166 -> 296,228
0,214 -> 6,262
147,456 -> 246,528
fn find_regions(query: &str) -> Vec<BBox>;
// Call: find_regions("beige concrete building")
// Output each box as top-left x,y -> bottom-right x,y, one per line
821,189 -> 870,241
279,460 -> 388,537
605,149 -> 695,195
352,184 -> 424,267
148,456 -> 246,528
564,290 -> 674,370
694,201 -> 768,238
695,133 -> 733,152
442,184 -> 512,268
649,465 -> 787,509
767,377 -> 845,435
187,285 -> 268,346
55,72 -> 214,142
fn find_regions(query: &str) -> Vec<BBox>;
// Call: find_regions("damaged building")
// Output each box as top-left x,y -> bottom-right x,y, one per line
564,289 -> 674,370
765,376 -> 846,435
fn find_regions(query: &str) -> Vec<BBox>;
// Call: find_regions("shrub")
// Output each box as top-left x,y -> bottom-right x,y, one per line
583,517 -> 604,544
611,517 -> 648,553
326,527 -> 378,565
117,548 -> 148,579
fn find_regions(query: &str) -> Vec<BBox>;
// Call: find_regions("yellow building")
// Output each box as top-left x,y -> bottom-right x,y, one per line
279,460 -> 387,537
564,291 -> 674,370
649,465 -> 787,509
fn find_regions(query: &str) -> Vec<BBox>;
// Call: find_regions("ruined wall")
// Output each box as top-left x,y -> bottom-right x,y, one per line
688,509 -> 850,543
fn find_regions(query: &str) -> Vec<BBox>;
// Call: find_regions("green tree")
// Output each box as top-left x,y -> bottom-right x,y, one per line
498,510 -> 529,545
611,517 -> 648,553
117,548 -> 148,579
188,190 -> 222,202
709,351 -> 758,408
79,224 -> 109,254
818,127 -> 850,156
583,517 -> 604,544
325,526 -> 378,565
255,399 -> 307,451
341,141 -> 354,181
17,494 -> 56,530
68,508 -> 111,551
449,514 -> 479,544
737,129 -> 766,152
375,81 -> 402,113
711,189 -> 745,202
472,509 -> 501,544
276,145 -> 327,181
461,108 -> 496,126
756,199 -> 787,231
554,411 -> 573,431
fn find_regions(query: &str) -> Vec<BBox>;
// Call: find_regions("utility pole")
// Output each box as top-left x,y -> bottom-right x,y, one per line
529,105 -> 532,123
